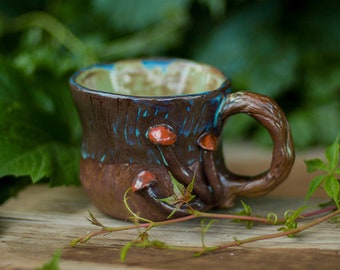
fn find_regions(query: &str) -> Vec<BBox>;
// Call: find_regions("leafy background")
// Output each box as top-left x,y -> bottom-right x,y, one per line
0,0 -> 339,203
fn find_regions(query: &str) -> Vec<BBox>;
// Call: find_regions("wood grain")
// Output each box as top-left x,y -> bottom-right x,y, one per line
1,147 -> 339,269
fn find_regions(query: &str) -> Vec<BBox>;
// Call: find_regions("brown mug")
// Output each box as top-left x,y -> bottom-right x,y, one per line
69,58 -> 294,221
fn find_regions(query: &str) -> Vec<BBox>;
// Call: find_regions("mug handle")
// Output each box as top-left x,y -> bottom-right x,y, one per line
214,91 -> 295,206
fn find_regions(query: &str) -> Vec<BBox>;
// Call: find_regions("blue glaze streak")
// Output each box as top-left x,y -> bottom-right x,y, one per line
136,107 -> 142,121
182,116 -> 195,138
100,154 -> 106,162
193,120 -> 202,135
187,158 -> 196,166
213,94 -> 227,129
188,144 -> 196,152
156,145 -> 168,166
148,148 -> 162,165
81,150 -> 88,159
124,124 -> 128,143
112,121 -> 118,134
179,116 -> 188,136
128,126 -> 136,146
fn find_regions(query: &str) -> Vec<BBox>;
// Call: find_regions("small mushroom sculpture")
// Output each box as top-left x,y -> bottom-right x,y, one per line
197,132 -> 224,203
132,170 -> 157,192
147,124 -> 213,203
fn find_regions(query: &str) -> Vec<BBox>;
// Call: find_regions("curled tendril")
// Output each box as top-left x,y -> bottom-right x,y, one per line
266,212 -> 278,225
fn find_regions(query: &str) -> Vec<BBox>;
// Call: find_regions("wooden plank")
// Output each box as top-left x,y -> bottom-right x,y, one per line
1,147 -> 339,269
1,184 -> 339,269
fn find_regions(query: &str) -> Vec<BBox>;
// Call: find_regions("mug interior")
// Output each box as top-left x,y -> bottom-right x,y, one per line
73,59 -> 227,96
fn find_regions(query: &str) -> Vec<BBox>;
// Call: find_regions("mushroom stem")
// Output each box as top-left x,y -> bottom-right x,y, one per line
160,146 -> 214,203
147,124 -> 214,203
197,132 -> 225,204
201,150 -> 224,204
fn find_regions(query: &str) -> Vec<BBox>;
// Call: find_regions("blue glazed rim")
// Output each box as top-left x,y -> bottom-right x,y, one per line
69,58 -> 232,100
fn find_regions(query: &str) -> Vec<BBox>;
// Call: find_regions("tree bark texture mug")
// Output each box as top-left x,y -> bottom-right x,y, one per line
69,58 -> 295,221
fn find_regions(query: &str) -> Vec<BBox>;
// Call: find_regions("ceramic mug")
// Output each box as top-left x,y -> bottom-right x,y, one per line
69,58 -> 294,221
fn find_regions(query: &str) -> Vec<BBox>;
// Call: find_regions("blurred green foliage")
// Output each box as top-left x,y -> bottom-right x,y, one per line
0,0 -> 339,202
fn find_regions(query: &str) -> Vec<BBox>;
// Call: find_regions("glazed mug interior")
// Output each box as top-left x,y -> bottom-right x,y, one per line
73,59 -> 227,97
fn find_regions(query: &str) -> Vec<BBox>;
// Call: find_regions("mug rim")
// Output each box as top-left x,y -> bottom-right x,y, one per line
69,58 -> 232,100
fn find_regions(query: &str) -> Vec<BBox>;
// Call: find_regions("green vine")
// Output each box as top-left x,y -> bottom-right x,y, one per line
304,133 -> 340,208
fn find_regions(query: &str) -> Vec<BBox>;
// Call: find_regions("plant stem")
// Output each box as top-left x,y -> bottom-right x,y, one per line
71,214 -> 197,246
72,203 -> 338,246
196,208 -> 340,255
301,205 -> 337,218
121,208 -> 340,256
194,211 -> 273,224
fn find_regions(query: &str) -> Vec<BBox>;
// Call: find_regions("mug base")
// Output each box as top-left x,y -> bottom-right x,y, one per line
80,158 -> 205,221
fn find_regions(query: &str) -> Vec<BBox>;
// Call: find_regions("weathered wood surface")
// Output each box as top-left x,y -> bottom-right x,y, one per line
1,147 -> 339,269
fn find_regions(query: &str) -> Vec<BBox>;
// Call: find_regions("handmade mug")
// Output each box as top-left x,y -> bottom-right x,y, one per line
69,58 -> 294,221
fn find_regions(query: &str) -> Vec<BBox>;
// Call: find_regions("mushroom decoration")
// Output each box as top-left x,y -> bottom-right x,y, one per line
147,124 -> 212,203
132,170 -> 157,192
147,124 -> 177,146
197,132 -> 224,203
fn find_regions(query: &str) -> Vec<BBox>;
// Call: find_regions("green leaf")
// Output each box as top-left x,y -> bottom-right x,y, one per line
120,242 -> 133,262
200,219 -> 218,247
323,175 -> 340,208
325,133 -> 340,171
36,250 -> 61,270
170,174 -> 185,198
304,158 -> 328,173
187,173 -> 196,195
158,174 -> 185,205
0,101 -> 80,186
240,200 -> 252,216
305,175 -> 326,201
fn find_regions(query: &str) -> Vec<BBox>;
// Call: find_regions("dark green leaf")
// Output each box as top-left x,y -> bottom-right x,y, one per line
0,101 -> 80,185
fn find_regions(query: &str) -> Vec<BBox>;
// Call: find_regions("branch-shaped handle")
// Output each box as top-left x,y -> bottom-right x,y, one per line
218,91 -> 295,200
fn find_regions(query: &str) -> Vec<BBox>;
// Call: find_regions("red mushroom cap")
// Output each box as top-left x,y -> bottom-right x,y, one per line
198,133 -> 218,151
147,124 -> 177,146
132,170 -> 157,192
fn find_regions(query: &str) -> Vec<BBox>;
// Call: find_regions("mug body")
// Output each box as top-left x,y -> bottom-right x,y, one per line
70,58 -> 295,221
70,59 -> 230,220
